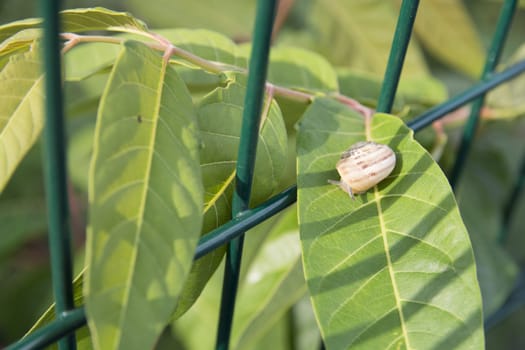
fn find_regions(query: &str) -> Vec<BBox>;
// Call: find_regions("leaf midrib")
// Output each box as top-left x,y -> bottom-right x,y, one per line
115,48 -> 167,350
366,113 -> 411,348
203,170 -> 235,215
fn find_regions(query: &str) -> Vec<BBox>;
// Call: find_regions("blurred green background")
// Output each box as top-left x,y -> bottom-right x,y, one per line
1,0 -> 525,348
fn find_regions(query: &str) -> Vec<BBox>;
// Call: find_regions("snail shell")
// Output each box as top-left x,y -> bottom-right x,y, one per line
329,141 -> 396,199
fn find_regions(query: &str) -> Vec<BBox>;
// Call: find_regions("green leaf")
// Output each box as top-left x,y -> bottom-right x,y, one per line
297,98 -> 484,349
85,40 -> 203,350
0,7 -> 147,43
64,42 -> 121,82
198,72 -> 288,210
268,46 -> 339,93
68,121 -> 96,192
64,74 -> 109,120
267,45 -> 340,132
159,29 -> 242,66
307,0 -> 428,77
407,0 -> 484,78
0,47 -> 44,194
59,7 -> 148,33
0,8 -> 147,67
0,18 -> 40,44
126,0 -> 256,38
0,29 -> 40,69
172,72 -> 289,318
156,29 -> 245,93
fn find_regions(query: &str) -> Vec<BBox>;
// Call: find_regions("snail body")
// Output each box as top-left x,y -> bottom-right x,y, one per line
329,141 -> 396,200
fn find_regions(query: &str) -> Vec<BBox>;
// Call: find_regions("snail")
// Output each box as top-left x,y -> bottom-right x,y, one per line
328,141 -> 396,200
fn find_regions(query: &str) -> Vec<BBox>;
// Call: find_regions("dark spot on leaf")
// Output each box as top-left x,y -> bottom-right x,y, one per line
137,115 -> 142,123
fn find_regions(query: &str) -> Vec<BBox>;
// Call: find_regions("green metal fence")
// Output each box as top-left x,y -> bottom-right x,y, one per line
6,0 -> 525,349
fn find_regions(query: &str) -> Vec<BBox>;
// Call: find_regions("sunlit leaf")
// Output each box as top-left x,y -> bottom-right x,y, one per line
173,72 -> 288,318
268,46 -> 339,93
0,29 -> 40,69
64,43 -> 120,82
297,98 -> 484,349
0,46 -> 44,194
0,18 -> 40,44
263,45 -> 341,133
0,7 -> 147,43
85,41 -> 203,350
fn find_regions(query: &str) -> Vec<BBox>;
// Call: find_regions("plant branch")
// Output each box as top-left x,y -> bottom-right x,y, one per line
59,31 -> 373,118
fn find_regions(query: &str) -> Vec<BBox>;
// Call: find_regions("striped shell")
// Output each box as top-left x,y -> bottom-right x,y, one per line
335,141 -> 396,197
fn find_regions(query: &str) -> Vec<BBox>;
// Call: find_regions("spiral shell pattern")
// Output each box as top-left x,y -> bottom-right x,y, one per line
336,141 -> 396,193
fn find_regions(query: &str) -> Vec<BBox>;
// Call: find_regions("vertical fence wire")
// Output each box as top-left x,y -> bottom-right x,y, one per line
39,0 -> 76,349
376,0 -> 420,113
499,154 -> 525,243
449,0 -> 518,189
215,1 -> 277,349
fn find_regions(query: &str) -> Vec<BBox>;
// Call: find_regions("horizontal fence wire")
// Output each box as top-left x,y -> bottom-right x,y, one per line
6,310 -> 86,350
39,0 -> 76,349
195,186 -> 296,259
449,0 -> 518,189
407,60 -> 525,131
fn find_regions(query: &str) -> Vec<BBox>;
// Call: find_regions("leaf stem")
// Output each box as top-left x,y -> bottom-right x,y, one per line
59,32 -> 373,117
270,83 -> 313,103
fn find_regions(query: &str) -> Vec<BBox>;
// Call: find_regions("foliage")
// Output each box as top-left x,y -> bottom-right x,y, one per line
0,2 -> 524,349
297,103 -> 483,349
